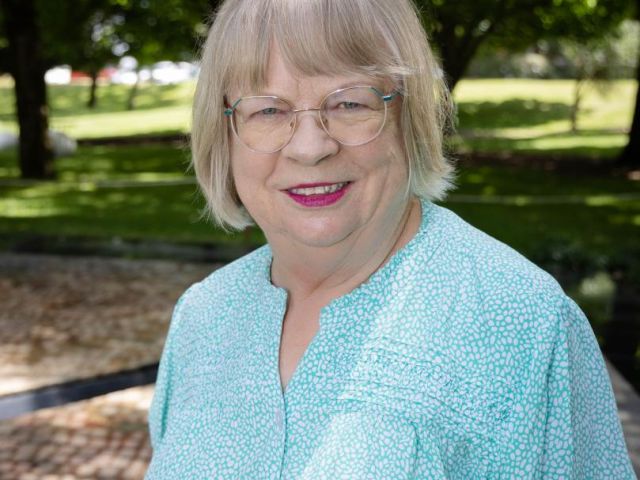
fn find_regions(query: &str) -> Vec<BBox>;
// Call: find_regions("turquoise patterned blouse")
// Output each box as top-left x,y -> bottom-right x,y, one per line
145,199 -> 635,479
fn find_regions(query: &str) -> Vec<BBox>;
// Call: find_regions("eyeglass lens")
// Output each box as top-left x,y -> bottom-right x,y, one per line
231,86 -> 388,153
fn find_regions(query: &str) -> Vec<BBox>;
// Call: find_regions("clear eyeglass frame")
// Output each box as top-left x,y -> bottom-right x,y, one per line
224,85 -> 401,154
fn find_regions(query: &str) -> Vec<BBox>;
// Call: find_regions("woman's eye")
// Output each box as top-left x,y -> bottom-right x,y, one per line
338,101 -> 362,110
247,107 -> 286,121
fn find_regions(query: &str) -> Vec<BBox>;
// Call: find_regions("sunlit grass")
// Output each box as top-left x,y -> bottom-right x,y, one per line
0,81 -> 195,138
50,105 -> 192,138
452,79 -> 636,158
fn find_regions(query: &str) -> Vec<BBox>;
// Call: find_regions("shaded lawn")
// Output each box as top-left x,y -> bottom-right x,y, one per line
2,183 -> 637,257
455,164 -> 640,197
0,183 -> 238,245
449,130 -> 629,159
445,201 -> 640,262
1,145 -> 638,265
0,144 -> 191,180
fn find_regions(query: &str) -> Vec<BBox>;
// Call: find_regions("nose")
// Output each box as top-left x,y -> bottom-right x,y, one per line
281,110 -> 339,165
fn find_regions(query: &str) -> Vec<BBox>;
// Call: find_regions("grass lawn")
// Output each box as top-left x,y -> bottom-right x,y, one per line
0,80 -> 195,138
1,77 -> 638,266
1,144 -> 638,261
452,79 -> 635,158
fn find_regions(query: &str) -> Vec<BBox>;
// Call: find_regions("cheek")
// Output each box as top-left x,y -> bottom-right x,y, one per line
230,145 -> 277,203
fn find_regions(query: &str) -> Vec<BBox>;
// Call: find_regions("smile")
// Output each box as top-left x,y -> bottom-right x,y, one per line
288,182 -> 349,196
284,181 -> 352,207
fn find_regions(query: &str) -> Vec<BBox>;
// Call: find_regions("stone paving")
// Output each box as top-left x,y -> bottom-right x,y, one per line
0,386 -> 154,480
0,253 -> 639,478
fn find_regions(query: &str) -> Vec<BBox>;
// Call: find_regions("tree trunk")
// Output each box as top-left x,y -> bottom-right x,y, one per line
87,70 -> 98,109
126,69 -> 140,111
570,78 -> 585,133
1,0 -> 54,179
433,25 -> 482,91
617,50 -> 640,167
616,0 -> 640,168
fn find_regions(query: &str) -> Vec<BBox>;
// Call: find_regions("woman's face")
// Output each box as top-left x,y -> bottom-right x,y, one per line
229,47 -> 410,250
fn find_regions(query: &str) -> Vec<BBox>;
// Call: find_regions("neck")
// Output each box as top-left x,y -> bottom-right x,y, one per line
268,197 -> 421,305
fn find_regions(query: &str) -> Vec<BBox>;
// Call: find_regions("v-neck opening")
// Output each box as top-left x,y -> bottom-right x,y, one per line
278,304 -> 322,398
263,198 -> 433,399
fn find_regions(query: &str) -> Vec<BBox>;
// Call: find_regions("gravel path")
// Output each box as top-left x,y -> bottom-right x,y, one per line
0,253 -> 216,396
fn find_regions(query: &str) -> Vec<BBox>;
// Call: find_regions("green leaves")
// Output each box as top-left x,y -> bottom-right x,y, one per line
416,0 -> 635,88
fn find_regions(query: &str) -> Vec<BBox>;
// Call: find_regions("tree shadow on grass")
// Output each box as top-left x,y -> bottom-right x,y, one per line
0,145 -> 192,181
457,99 -> 572,129
456,128 -> 628,159
0,182 -> 267,247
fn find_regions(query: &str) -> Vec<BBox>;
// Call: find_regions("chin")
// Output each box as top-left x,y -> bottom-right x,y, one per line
283,217 -> 356,249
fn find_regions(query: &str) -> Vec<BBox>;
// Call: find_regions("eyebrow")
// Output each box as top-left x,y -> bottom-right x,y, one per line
254,79 -> 388,101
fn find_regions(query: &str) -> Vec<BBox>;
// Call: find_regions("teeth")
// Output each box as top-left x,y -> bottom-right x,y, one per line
290,182 -> 348,196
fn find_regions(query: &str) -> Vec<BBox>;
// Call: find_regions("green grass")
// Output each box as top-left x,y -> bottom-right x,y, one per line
0,144 -> 191,180
0,80 -> 195,138
0,145 -> 262,246
452,79 -> 636,158
0,77 -> 638,266
1,145 -> 638,259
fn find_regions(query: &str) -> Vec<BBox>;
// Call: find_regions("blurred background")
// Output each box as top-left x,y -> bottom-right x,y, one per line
0,0 -> 639,478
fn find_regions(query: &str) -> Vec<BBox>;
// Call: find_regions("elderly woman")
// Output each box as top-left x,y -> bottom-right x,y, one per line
145,0 -> 634,478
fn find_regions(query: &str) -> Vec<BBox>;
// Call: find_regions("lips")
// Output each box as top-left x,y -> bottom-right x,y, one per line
284,181 -> 352,207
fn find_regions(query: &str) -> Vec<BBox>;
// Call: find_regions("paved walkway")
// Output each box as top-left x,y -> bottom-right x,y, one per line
0,386 -> 153,479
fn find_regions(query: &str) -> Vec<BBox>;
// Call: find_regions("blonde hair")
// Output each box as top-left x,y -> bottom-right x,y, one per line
192,0 -> 456,230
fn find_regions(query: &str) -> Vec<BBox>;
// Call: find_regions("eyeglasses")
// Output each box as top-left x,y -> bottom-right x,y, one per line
224,85 -> 400,154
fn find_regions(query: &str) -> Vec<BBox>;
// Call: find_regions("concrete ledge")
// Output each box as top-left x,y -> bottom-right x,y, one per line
608,359 -> 640,476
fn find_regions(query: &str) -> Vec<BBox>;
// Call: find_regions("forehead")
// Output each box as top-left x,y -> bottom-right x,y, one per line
230,44 -> 392,103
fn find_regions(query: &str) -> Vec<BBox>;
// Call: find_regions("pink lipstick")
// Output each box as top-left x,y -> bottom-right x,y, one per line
285,182 -> 352,207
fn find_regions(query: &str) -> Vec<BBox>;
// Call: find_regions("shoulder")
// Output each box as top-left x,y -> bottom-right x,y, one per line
405,203 -> 575,371
178,244 -> 271,305
422,202 -> 565,303
166,245 -> 272,339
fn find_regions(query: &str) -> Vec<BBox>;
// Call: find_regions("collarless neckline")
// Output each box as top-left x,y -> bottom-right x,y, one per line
260,198 -> 434,311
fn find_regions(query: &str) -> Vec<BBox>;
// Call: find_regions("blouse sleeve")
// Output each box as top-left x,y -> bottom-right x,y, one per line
539,295 -> 635,478
147,286 -> 192,451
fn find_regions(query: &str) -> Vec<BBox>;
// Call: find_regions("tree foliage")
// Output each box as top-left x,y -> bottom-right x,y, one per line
417,0 -> 635,89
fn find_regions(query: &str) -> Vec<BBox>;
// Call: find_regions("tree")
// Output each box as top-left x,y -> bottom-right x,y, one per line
560,36 -> 617,132
417,0 -> 633,90
40,1 -> 120,109
1,0 -> 54,179
107,0 -> 213,110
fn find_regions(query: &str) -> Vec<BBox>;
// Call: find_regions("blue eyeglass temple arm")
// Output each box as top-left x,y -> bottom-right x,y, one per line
223,88 -> 401,116
224,98 -> 242,117
370,87 -> 401,103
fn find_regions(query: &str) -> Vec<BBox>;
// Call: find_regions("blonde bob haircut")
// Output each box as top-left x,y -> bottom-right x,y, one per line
192,0 -> 456,231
